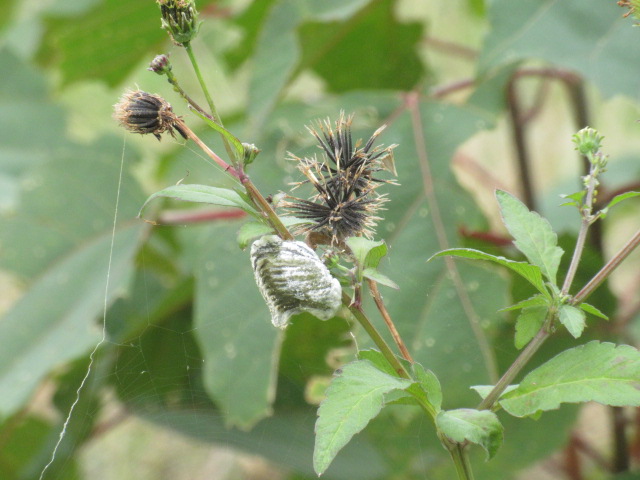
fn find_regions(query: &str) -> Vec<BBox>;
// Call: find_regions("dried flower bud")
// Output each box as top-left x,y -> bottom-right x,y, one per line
148,54 -> 172,75
157,0 -> 200,46
251,235 -> 342,328
113,90 -> 187,141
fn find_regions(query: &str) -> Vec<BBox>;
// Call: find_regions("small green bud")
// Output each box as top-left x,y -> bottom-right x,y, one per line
148,54 -> 172,75
572,127 -> 604,157
242,143 -> 261,166
157,0 -> 200,46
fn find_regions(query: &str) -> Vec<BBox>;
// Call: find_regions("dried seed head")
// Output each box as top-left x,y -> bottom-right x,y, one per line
251,235 -> 342,328
283,112 -> 395,244
113,90 -> 187,141
157,0 -> 200,46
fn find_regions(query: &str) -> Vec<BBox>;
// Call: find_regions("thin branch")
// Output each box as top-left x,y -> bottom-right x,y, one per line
344,292 -> 411,380
367,279 -> 414,363
573,228 -> 640,304
406,91 -> 498,383
611,406 -> 630,473
424,36 -> 478,60
506,76 -> 536,211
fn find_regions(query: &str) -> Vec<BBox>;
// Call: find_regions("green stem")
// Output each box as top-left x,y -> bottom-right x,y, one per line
478,321 -> 551,410
447,442 -> 475,480
184,42 -> 219,122
561,163 -> 598,295
183,41 -> 236,163
344,292 -> 411,380
175,119 -> 292,240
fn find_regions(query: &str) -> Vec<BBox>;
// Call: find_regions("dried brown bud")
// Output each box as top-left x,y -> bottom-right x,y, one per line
113,90 -> 187,141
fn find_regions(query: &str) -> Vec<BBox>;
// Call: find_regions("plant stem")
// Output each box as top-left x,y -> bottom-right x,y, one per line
344,292 -> 411,379
478,310 -> 553,410
183,42 -> 236,163
184,42 -> 220,123
507,77 -> 536,211
447,442 -> 475,480
561,160 -> 599,296
367,279 -> 414,363
573,227 -> 640,304
175,119 -> 293,240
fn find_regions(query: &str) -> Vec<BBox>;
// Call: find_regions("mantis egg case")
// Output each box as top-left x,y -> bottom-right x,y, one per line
251,235 -> 342,328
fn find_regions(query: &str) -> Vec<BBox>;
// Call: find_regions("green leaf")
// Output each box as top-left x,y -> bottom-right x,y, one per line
436,409 -> 504,460
430,248 -> 549,296
362,268 -> 399,290
600,191 -> 640,218
558,305 -> 586,339
347,237 -> 387,270
515,306 -> 547,349
248,0 -> 371,127
478,0 -> 640,100
0,224 -> 144,417
411,362 -> 443,412
500,294 -> 548,312
298,0 -> 424,93
470,384 -> 519,400
138,184 -> 258,219
579,302 -> 609,321
237,216 -> 309,249
496,190 -> 564,285
187,224 -> 281,428
37,0 -> 167,86
313,359 -> 412,475
559,191 -> 586,208
238,221 -> 273,250
500,342 -> 640,417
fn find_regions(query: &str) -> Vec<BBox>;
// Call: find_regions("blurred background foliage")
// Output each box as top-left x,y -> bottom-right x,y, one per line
1,0 -> 640,479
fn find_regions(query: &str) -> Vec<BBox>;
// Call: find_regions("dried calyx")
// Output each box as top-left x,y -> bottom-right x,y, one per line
113,90 -> 187,141
284,112 -> 397,245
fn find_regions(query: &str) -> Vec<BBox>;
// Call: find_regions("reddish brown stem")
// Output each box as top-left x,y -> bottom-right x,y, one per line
367,279 -> 414,363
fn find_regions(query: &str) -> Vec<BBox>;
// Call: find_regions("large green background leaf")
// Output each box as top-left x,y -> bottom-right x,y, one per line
479,0 -> 640,100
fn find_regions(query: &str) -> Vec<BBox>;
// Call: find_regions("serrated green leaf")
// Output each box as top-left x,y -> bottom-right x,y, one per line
515,306 -> 547,349
600,191 -> 640,218
558,305 -> 586,339
500,294 -> 548,312
496,190 -> 564,285
411,363 -> 442,412
436,409 -> 504,459
579,302 -> 609,321
314,359 -> 412,475
430,248 -> 548,296
362,268 -> 399,290
347,237 -> 387,270
138,184 -> 258,219
357,349 -> 398,377
500,342 -> 640,417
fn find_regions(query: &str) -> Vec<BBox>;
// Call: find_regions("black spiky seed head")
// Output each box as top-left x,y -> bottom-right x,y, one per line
113,90 -> 187,141
284,153 -> 388,244
157,0 -> 200,46
283,113 -> 395,244
307,111 -> 397,195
